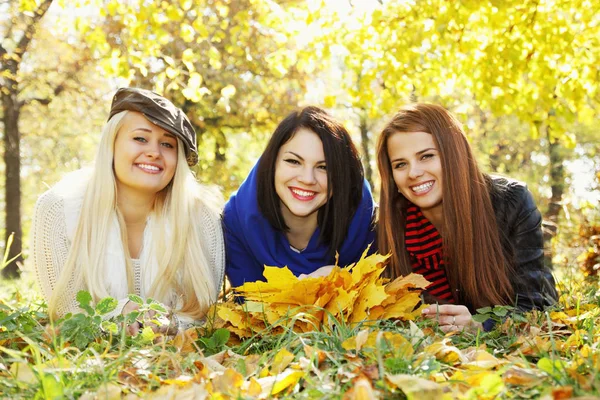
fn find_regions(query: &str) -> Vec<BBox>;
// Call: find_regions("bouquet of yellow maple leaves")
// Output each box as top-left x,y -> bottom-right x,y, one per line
208,251 -> 430,342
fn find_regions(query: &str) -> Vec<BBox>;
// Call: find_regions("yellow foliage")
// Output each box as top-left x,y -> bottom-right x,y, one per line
208,251 -> 430,341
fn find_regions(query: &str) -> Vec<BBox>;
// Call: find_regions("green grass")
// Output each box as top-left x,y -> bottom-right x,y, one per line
2,259 -> 600,399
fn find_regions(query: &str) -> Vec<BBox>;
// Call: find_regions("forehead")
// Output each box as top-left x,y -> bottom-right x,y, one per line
279,128 -> 324,154
387,131 -> 437,155
120,111 -> 172,137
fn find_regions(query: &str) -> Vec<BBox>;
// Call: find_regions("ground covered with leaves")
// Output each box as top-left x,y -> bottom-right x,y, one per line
2,252 -> 600,399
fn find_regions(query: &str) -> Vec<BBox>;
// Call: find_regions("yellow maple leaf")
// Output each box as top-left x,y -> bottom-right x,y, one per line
270,348 -> 295,374
423,339 -> 466,365
244,377 -> 262,397
350,284 -> 389,323
382,292 -> 423,320
210,368 -> 244,395
213,252 -> 430,338
461,348 -> 503,370
386,273 -> 430,294
350,250 -> 388,286
341,328 -> 370,352
386,374 -> 446,400
271,370 -> 305,395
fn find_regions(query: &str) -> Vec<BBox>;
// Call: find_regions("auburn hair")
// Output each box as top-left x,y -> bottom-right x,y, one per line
376,103 -> 514,308
256,106 -> 364,255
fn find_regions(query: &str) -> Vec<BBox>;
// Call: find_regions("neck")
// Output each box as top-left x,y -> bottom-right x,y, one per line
421,205 -> 443,232
282,209 -> 318,251
116,185 -> 155,225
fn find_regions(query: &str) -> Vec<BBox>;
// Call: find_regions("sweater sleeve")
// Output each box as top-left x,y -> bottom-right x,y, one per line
199,204 -> 226,295
30,189 -> 80,316
504,183 -> 558,311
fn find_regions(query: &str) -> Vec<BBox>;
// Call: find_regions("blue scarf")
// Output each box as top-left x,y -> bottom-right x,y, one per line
224,161 -> 376,287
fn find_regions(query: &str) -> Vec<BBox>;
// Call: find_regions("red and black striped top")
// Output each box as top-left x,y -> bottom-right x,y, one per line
405,204 -> 455,303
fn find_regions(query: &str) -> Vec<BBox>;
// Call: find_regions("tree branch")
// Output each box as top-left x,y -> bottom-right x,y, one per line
21,83 -> 65,106
15,0 -> 53,58
19,51 -> 92,107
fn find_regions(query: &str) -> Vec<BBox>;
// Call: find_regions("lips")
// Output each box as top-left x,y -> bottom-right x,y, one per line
410,180 -> 434,194
289,187 -> 317,201
136,163 -> 163,174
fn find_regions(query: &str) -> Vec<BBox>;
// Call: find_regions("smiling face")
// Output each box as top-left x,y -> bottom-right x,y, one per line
113,112 -> 178,197
274,128 -> 329,226
387,131 -> 443,221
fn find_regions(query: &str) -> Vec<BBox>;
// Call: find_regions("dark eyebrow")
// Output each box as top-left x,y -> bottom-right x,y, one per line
390,148 -> 437,163
416,147 -> 437,155
285,151 -> 326,164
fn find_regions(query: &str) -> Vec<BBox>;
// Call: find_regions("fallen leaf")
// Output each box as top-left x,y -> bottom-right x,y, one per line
343,376 -> 378,400
552,386 -> 573,400
502,367 -> 544,387
271,348 -> 295,374
10,362 -> 35,383
386,373 -> 445,400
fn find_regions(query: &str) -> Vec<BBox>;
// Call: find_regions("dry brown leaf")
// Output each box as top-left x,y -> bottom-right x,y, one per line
553,386 -> 574,400
343,376 -> 378,400
170,327 -> 199,354
502,367 -> 545,387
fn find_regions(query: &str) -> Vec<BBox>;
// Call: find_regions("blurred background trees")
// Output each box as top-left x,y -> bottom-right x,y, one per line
1,0 -> 598,277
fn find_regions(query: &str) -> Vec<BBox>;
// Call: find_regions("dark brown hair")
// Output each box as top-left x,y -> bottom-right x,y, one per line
376,103 -> 514,308
257,106 -> 364,255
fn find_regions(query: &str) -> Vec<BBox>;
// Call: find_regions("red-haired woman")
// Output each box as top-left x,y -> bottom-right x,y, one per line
376,103 -> 557,332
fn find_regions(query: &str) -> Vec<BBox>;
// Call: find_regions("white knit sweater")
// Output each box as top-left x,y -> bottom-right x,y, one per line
30,169 -> 225,323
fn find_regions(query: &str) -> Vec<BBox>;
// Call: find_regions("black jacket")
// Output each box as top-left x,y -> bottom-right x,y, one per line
487,175 -> 558,311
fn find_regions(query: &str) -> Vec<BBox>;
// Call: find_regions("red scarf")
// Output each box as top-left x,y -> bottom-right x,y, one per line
405,204 -> 455,303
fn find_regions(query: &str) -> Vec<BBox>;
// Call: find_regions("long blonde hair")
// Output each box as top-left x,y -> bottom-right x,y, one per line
49,111 -> 222,320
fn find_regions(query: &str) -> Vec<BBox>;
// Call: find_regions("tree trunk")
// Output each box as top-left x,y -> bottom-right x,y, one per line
542,123 -> 565,269
359,112 -> 373,189
2,87 -> 23,278
544,128 -> 565,223
0,0 -> 54,277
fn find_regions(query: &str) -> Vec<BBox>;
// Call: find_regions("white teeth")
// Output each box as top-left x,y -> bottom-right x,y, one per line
138,164 -> 160,171
411,181 -> 433,193
291,188 -> 315,197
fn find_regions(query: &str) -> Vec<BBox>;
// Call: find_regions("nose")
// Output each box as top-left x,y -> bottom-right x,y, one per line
297,167 -> 317,184
408,164 -> 424,179
145,141 -> 161,159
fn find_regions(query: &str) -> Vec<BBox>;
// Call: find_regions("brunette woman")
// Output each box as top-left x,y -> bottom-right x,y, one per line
31,88 -> 224,334
224,106 -> 376,287
376,103 -> 557,332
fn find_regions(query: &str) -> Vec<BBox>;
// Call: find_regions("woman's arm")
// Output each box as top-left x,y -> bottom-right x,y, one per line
30,190 -> 79,315
199,205 -> 226,291
504,182 -> 558,311
222,204 -> 266,288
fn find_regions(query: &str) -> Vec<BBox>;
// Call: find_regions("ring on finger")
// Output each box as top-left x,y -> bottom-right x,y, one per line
452,315 -> 456,326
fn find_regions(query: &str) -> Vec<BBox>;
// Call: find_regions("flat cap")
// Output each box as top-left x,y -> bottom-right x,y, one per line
109,87 -> 198,166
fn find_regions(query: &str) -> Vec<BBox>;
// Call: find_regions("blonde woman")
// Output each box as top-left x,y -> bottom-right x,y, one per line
31,88 -> 224,334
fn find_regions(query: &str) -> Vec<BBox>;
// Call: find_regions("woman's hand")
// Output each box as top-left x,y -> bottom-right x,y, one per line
122,300 -> 143,336
121,301 -> 176,336
421,304 -> 483,333
298,265 -> 335,280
